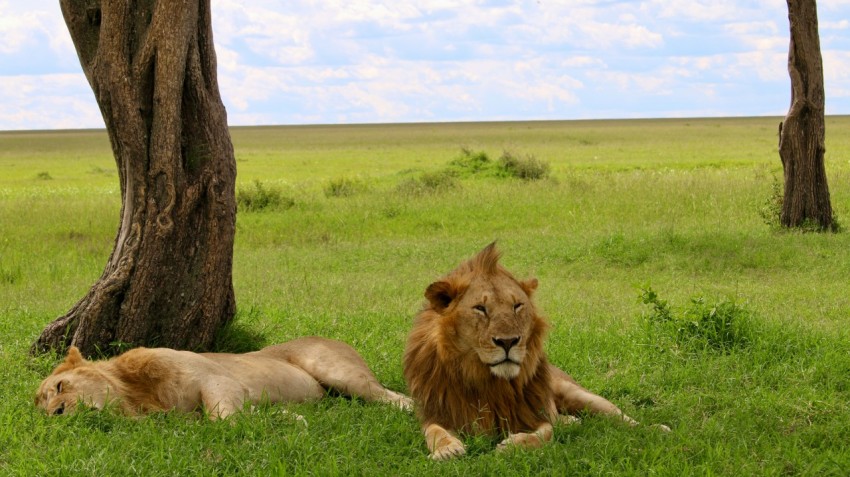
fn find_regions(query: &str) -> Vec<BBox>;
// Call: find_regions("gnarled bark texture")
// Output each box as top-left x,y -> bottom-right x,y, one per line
32,0 -> 236,357
779,0 -> 833,230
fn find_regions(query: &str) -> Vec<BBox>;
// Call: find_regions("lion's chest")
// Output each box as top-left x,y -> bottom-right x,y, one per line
430,379 -> 553,436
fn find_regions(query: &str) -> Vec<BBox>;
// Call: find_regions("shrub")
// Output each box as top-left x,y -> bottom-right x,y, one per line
396,171 -> 458,196
324,177 -> 363,198
236,180 -> 294,212
639,286 -> 754,354
759,176 -> 783,228
35,172 -> 52,180
497,151 -> 551,180
446,147 -> 493,177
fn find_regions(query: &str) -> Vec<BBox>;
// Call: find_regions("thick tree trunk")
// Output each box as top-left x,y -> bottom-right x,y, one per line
778,0 -> 833,230
32,0 -> 237,357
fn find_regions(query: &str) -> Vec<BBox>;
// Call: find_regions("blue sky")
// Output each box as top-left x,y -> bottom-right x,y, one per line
1,0 -> 849,130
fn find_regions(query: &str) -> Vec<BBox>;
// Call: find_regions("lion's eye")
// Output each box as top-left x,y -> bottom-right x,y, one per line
473,305 -> 487,316
514,303 -> 524,313
56,381 -> 63,393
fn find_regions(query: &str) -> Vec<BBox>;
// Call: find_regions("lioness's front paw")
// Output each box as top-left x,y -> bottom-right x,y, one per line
651,423 -> 671,433
430,438 -> 466,461
396,396 -> 414,412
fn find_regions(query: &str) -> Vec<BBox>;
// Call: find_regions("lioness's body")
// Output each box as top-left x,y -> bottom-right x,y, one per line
404,244 -> 649,460
36,336 -> 412,419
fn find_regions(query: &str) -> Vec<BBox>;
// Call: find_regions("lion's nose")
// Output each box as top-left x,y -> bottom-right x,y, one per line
53,403 -> 65,415
492,336 -> 521,353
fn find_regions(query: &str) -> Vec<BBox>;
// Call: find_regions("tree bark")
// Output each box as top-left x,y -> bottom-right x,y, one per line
32,0 -> 237,357
779,0 -> 834,230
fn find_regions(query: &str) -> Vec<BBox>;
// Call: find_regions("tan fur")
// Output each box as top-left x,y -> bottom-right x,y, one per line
36,336 -> 412,419
404,243 -> 656,460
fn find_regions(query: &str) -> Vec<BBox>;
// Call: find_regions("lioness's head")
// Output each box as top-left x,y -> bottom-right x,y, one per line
423,243 -> 548,380
35,347 -> 115,416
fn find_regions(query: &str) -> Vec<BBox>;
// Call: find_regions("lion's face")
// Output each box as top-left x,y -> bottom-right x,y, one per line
35,347 -> 114,416
424,243 -> 545,381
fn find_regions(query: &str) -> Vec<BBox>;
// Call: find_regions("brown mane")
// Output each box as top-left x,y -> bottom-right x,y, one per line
403,243 -> 553,436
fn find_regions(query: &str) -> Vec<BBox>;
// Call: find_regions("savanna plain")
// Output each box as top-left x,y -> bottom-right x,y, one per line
1,117 -> 849,475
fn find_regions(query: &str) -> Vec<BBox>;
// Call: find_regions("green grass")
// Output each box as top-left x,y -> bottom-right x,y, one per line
2,117 -> 850,475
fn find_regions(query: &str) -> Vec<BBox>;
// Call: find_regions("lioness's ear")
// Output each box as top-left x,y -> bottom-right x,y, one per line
520,278 -> 539,297
64,346 -> 85,368
425,280 -> 457,312
51,346 -> 85,375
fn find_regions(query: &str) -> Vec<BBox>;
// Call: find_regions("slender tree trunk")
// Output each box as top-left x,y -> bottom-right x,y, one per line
778,0 -> 833,230
32,0 -> 237,357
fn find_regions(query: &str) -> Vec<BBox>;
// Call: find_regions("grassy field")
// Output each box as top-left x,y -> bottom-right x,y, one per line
1,117 -> 849,475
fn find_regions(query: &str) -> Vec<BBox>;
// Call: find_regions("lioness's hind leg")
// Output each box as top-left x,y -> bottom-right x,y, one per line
264,337 -> 413,411
200,377 -> 247,420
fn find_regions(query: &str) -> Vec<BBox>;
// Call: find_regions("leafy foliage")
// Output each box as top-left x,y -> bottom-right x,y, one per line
758,175 -> 783,228
639,286 -> 755,353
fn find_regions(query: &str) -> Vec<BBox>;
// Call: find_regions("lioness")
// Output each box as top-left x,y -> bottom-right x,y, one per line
36,336 -> 412,419
404,243 -> 665,460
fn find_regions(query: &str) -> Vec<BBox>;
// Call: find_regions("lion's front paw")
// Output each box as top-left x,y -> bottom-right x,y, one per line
557,414 -> 581,426
496,432 -> 544,451
430,437 -> 466,461
651,423 -> 671,433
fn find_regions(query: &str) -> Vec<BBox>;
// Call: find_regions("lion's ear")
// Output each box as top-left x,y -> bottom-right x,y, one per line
425,280 -> 457,312
520,278 -> 539,297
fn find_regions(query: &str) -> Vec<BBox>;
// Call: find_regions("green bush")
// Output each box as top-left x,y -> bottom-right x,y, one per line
324,177 -> 364,198
497,150 -> 551,180
640,286 -> 754,353
395,170 -> 458,196
446,147 -> 493,177
236,180 -> 294,212
759,176 -> 783,228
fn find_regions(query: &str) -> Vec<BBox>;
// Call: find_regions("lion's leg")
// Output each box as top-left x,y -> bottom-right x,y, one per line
496,421 -> 554,451
424,423 -> 465,460
548,363 -> 638,426
264,337 -> 413,411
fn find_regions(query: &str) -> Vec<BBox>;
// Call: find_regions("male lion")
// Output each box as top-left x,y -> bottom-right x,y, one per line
36,336 -> 412,419
404,243 -> 662,460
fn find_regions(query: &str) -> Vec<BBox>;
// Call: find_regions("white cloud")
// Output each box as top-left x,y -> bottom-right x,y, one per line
646,0 -> 750,22
0,74 -> 102,130
821,20 -> 850,30
0,1 -> 72,56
